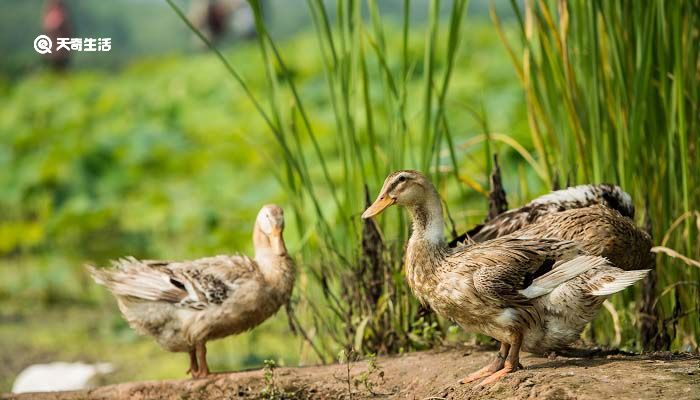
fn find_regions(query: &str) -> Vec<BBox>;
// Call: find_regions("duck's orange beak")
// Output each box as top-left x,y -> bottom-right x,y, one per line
361,195 -> 395,219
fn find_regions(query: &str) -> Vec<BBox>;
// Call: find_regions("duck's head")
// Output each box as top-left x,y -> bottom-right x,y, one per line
362,170 -> 434,219
255,204 -> 287,255
256,204 -> 285,235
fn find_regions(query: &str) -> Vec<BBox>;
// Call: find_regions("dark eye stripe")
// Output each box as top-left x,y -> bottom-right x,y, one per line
387,180 -> 401,193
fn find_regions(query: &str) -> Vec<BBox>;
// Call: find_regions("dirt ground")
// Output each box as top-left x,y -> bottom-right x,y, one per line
3,345 -> 699,400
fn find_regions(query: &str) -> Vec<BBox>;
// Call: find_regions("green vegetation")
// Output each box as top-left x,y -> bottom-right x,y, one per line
0,0 -> 697,393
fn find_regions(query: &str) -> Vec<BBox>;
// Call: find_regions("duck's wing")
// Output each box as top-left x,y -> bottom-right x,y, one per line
456,237 -> 608,307
450,184 -> 634,246
87,255 -> 258,310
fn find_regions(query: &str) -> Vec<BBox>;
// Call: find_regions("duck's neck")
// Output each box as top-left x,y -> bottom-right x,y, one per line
253,227 -> 295,296
407,194 -> 446,246
404,190 -> 447,299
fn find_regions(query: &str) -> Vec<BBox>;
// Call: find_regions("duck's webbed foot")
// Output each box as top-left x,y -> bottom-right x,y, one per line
476,333 -> 523,386
460,342 -> 510,384
476,359 -> 521,386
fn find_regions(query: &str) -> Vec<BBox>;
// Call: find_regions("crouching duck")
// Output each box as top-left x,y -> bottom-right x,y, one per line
452,183 -> 636,245
87,205 -> 295,378
362,171 -> 649,385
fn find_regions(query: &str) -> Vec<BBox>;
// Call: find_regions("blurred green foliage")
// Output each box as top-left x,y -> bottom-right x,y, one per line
0,0 -> 515,77
0,15 -> 524,391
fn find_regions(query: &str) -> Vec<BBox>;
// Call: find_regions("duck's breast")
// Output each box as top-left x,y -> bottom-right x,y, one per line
430,271 -> 516,339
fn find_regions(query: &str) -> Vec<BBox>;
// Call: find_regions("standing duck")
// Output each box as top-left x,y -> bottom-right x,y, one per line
362,171 -> 649,385
87,204 -> 295,378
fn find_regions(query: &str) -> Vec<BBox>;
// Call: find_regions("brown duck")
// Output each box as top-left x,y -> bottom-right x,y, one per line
87,205 -> 295,378
452,183 -> 636,245
363,171 -> 649,385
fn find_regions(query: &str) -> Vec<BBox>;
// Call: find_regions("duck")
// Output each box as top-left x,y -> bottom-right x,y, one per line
362,170 -> 649,385
510,204 -> 653,271
87,204 -> 295,378
451,183 -> 636,246
451,180 -> 653,286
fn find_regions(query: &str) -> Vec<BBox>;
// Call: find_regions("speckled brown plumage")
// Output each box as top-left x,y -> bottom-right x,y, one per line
87,205 -> 295,378
516,205 -> 653,271
363,171 -> 649,385
451,183 -> 635,245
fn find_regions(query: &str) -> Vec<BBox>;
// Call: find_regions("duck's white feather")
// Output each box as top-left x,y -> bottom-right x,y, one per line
519,255 -> 609,299
590,269 -> 650,296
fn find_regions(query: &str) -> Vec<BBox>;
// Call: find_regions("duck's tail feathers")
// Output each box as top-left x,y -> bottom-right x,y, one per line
520,255 -> 608,299
589,269 -> 650,296
86,264 -> 108,285
85,260 -> 185,302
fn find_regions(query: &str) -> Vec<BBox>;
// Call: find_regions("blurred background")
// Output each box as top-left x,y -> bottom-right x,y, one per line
0,0 -> 698,392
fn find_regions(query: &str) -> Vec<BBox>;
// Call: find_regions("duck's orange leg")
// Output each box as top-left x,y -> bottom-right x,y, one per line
460,342 -> 510,384
186,349 -> 199,378
477,333 -> 523,386
193,342 -> 210,378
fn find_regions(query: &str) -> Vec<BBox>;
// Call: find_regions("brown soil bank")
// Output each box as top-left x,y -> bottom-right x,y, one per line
3,346 -> 699,400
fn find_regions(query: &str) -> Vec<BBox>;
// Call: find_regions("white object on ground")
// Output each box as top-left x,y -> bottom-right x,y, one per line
12,362 -> 114,393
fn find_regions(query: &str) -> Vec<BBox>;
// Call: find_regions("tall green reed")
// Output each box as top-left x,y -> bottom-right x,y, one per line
167,0 -> 472,358
494,0 -> 700,349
